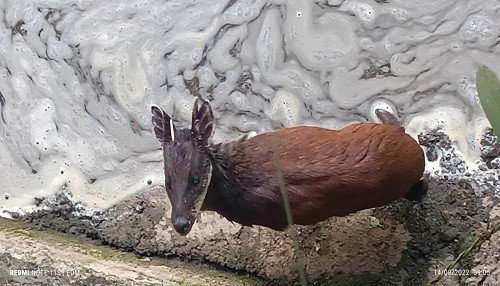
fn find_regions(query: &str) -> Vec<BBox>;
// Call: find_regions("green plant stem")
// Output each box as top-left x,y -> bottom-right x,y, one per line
428,221 -> 500,285
272,141 -> 308,286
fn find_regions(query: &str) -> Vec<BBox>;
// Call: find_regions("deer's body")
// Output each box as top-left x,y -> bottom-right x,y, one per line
203,123 -> 425,230
151,99 -> 427,235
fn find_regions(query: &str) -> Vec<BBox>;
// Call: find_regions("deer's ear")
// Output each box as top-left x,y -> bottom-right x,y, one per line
151,105 -> 176,144
191,98 -> 214,147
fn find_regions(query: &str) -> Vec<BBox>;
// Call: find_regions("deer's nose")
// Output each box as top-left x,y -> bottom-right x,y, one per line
172,217 -> 191,235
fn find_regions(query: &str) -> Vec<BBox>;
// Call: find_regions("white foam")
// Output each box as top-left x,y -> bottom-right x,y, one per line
265,90 -> 302,127
1,0 -> 500,215
405,105 -> 491,171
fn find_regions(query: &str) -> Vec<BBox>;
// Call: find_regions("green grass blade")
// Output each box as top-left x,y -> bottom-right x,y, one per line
271,141 -> 308,286
476,65 -> 500,138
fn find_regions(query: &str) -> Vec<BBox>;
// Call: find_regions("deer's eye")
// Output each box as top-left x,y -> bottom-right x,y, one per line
191,174 -> 200,187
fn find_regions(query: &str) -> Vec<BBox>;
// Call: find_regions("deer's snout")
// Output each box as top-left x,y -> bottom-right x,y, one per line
172,216 -> 191,235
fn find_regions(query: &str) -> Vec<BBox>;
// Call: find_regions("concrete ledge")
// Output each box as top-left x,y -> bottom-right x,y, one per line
0,218 -> 262,286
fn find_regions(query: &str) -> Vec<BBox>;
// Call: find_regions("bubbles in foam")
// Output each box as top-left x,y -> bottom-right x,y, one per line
459,14 -> 500,49
284,0 -> 360,71
265,90 -> 302,127
339,1 -> 377,27
390,8 -> 409,22
47,36 -> 73,60
2,0 -> 500,216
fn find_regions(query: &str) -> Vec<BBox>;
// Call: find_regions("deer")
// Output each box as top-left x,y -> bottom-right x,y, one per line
151,98 -> 427,236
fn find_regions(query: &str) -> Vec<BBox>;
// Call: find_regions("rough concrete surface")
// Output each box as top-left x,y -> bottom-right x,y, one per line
15,178 -> 498,286
0,217 -> 263,286
465,198 -> 500,286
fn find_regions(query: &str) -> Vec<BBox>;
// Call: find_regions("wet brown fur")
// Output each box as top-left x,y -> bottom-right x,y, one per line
202,123 -> 425,230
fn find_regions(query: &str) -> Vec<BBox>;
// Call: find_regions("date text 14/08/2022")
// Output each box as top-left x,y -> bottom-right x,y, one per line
434,268 -> 491,276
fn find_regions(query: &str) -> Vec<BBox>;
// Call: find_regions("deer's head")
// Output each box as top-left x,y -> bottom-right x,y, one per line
151,98 -> 214,235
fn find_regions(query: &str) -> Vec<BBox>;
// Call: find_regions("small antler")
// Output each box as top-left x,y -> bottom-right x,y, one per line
151,105 -> 176,143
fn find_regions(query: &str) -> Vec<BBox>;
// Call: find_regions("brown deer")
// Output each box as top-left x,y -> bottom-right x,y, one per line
151,98 -> 427,235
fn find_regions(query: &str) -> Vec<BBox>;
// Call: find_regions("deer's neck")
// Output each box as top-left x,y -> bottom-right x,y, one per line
201,135 -> 291,229
201,140 -> 246,217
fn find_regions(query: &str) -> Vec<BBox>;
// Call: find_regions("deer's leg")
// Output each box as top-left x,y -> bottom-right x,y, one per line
404,179 -> 428,202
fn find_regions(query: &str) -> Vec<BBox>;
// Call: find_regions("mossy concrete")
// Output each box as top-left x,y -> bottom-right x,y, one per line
0,217 -> 263,286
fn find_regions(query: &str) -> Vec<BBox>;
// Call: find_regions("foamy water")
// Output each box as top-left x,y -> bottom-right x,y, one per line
1,0 -> 499,215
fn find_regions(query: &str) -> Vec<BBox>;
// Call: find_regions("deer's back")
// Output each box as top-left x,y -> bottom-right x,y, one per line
224,123 -> 425,229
